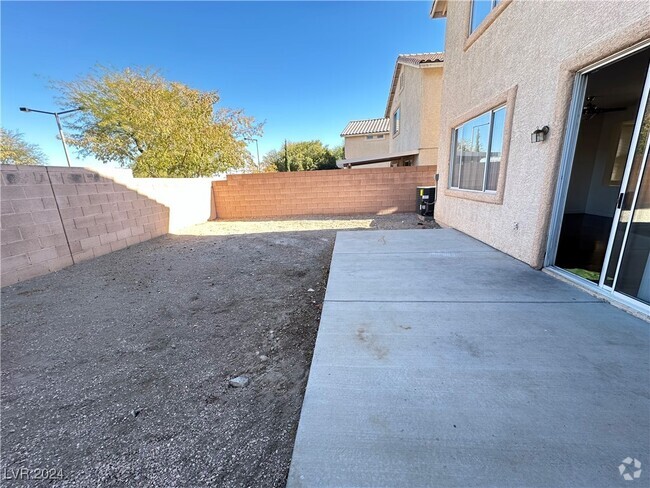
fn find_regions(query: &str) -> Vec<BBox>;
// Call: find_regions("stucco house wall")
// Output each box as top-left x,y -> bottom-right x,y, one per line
349,161 -> 392,169
434,0 -> 650,268
344,134 -> 390,160
419,69 -> 444,167
388,65 -> 443,167
388,65 -> 422,157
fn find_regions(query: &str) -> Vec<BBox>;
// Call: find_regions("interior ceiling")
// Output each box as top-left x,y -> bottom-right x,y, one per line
586,47 -> 650,109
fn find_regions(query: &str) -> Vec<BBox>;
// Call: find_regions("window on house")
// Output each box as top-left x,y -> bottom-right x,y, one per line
450,106 -> 506,192
376,134 -> 385,139
470,0 -> 500,33
393,108 -> 400,136
366,135 -> 374,140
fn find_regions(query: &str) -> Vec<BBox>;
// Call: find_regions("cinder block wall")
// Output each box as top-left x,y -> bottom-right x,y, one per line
1,165 -> 212,287
1,166 -> 74,284
46,167 -> 170,265
90,167 -> 213,233
212,166 -> 437,219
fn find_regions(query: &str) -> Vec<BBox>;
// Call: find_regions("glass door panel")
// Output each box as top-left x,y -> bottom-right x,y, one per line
602,62 -> 650,290
613,116 -> 650,302
602,132 -> 648,288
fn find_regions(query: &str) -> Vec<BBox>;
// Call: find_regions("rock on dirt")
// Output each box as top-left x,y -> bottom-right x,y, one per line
229,376 -> 250,388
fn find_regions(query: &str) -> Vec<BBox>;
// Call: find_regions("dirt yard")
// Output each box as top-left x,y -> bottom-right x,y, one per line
1,214 -> 436,487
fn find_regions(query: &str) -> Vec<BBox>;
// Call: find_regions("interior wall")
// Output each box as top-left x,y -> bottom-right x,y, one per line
564,116 -> 603,214
564,109 -> 636,218
585,109 -> 637,217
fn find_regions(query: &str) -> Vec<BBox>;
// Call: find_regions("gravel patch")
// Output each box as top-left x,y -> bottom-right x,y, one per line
1,213 -> 437,487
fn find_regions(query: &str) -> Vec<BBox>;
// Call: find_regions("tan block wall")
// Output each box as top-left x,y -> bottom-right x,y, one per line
213,166 -> 436,219
435,0 -> 649,267
1,165 -> 213,287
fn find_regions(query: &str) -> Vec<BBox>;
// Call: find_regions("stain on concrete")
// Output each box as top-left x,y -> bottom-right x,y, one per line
356,326 -> 389,360
453,333 -> 481,358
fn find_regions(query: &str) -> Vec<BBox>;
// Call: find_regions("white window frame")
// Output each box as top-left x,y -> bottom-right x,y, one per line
449,105 -> 506,193
470,0 -> 500,34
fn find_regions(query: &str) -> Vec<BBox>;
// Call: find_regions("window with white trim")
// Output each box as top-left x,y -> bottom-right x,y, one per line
450,106 -> 506,192
470,0 -> 500,33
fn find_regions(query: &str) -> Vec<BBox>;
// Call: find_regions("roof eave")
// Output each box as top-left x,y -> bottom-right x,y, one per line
384,59 -> 444,117
341,131 -> 390,138
430,0 -> 448,18
384,61 -> 402,118
336,149 -> 420,168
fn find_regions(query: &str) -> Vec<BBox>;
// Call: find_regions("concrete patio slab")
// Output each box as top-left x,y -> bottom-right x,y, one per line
288,229 -> 650,487
332,228 -> 497,254
325,253 -> 598,304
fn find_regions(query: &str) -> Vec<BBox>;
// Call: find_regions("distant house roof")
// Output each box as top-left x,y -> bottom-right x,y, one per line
396,52 -> 445,67
385,52 -> 444,117
340,118 -> 390,137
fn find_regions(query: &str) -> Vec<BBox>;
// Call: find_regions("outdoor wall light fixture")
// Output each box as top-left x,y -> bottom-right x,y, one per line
531,126 -> 549,143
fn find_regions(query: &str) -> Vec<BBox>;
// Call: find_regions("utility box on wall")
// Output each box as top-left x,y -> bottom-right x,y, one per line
417,186 -> 436,218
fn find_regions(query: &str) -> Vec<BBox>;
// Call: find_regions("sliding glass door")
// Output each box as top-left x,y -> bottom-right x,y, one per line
551,45 -> 650,310
602,85 -> 650,303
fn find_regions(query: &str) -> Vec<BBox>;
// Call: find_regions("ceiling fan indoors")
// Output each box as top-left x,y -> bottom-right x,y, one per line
582,96 -> 626,119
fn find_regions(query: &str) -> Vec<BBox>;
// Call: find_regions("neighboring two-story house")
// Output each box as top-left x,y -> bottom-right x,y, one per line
338,53 -> 444,168
430,0 -> 650,311
339,118 -> 390,169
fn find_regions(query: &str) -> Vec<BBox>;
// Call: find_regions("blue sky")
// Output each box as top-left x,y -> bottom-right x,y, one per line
1,1 -> 445,168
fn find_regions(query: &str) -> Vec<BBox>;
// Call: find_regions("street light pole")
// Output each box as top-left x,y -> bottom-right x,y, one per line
19,106 -> 82,167
53,113 -> 73,168
254,139 -> 260,171
244,137 -> 261,171
285,139 -> 290,172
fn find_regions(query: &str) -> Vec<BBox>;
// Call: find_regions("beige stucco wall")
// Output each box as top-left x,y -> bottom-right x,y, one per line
389,65 -> 422,155
435,0 -> 650,268
350,161 -> 392,169
419,68 -> 444,167
388,65 -> 443,167
344,134 -> 390,160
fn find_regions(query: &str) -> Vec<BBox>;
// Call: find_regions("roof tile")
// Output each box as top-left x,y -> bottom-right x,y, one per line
340,118 -> 390,137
